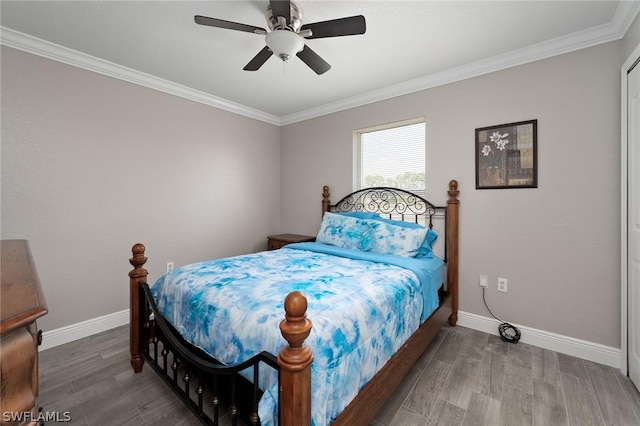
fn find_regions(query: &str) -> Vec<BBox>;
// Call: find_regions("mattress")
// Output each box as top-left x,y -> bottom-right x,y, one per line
150,242 -> 444,425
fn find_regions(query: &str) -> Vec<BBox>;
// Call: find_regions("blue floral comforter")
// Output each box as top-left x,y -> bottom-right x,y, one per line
151,242 -> 444,425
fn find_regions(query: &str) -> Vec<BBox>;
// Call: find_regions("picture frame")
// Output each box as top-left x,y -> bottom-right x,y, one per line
475,119 -> 537,189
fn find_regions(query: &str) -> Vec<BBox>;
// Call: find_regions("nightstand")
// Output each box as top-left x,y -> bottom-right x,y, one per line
267,234 -> 315,250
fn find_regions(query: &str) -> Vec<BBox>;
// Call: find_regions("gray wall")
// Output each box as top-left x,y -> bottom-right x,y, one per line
1,46 -> 282,331
280,41 -> 623,348
624,12 -> 640,58
2,23 -> 636,350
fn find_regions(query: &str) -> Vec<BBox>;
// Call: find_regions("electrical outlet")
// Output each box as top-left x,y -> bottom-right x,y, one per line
497,277 -> 508,292
479,274 -> 488,288
166,262 -> 174,273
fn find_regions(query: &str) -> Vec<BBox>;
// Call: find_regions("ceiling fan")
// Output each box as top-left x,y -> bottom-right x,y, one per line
194,0 -> 366,75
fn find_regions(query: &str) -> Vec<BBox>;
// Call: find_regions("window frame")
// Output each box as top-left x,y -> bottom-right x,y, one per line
353,117 -> 426,195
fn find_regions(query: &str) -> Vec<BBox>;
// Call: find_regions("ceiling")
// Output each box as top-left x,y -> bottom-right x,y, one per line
1,1 -> 639,125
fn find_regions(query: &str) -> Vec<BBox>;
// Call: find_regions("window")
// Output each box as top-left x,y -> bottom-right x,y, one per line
353,118 -> 426,194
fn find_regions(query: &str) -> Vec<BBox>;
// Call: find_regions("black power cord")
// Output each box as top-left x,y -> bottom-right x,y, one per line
482,287 -> 521,343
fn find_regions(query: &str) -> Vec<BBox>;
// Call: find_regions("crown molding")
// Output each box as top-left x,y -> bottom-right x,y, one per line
2,1 -> 638,127
280,1 -> 640,125
615,0 -> 640,35
0,26 -> 281,126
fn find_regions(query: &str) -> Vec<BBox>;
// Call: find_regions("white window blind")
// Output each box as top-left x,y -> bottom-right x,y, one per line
354,118 -> 426,194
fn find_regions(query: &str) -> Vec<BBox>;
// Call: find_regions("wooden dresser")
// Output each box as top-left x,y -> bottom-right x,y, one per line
1,240 -> 48,426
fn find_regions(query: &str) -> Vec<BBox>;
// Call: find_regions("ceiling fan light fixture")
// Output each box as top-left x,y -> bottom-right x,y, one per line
266,30 -> 304,62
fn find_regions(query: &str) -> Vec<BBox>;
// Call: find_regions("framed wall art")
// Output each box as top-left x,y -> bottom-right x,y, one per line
475,119 -> 537,189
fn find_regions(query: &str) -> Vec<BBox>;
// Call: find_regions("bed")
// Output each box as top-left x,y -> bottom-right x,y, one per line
128,181 -> 459,425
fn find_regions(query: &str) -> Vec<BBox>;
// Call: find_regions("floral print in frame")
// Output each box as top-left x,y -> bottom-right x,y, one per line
475,119 -> 537,189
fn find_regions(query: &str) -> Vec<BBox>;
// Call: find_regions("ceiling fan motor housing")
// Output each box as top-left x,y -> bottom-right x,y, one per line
267,1 -> 303,31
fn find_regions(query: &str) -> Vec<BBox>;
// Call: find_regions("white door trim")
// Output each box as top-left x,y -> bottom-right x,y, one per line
621,41 -> 640,376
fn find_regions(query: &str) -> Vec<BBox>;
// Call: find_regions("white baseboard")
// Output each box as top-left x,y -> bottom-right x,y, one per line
458,310 -> 621,369
39,309 -> 129,351
38,308 -> 621,369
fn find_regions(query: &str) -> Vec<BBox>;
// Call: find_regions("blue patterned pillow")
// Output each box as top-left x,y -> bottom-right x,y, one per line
337,211 -> 381,220
416,229 -> 438,258
362,220 -> 428,257
316,212 -> 371,251
349,215 -> 437,258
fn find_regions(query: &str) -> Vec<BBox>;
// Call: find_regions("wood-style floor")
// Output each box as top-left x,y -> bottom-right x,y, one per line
38,324 -> 640,426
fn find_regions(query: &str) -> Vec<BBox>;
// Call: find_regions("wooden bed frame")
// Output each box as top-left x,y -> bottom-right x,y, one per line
128,180 -> 459,426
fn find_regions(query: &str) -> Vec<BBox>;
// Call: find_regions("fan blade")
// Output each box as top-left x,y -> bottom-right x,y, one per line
243,46 -> 274,71
301,15 -> 366,39
194,15 -> 266,34
296,45 -> 331,75
269,0 -> 291,25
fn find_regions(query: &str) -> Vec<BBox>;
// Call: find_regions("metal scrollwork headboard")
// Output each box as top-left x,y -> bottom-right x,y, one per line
321,181 -> 459,293
325,186 -> 444,227
321,186 -> 449,262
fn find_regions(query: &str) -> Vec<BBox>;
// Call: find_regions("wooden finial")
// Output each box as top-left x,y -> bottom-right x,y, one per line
278,291 -> 313,426
279,291 -> 313,369
448,180 -> 459,202
129,243 -> 147,271
285,290 -> 307,319
322,185 -> 331,216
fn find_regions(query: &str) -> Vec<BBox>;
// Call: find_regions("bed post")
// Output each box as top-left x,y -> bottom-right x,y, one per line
278,291 -> 313,426
446,180 -> 459,326
322,185 -> 330,216
129,243 -> 148,373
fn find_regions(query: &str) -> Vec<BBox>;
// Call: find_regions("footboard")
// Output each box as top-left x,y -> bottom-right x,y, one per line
128,244 -> 313,426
